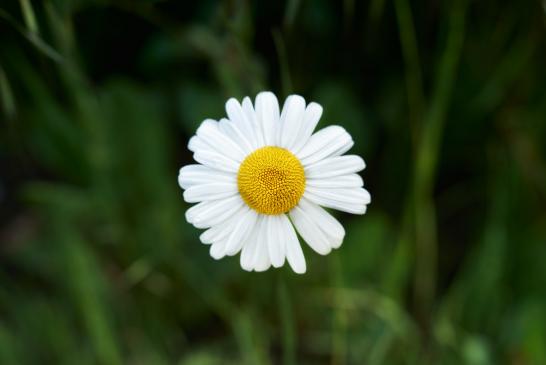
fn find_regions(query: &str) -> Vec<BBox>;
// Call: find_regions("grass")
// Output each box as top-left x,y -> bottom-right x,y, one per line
1,1 -> 545,364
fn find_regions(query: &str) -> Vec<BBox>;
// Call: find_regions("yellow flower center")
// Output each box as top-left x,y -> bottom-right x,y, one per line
237,146 -> 306,215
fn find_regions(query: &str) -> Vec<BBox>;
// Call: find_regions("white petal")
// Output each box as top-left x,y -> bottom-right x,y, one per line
254,250 -> 271,272
225,98 -> 246,126
190,196 -> 245,229
183,182 -> 237,203
242,96 -> 263,148
178,164 -> 235,190
291,102 -> 323,153
289,205 -> 331,255
219,118 -> 254,154
188,136 -> 209,153
253,226 -> 271,272
329,138 -> 354,157
200,213 -> 241,244
240,216 -> 263,271
280,214 -> 306,274
306,174 -> 363,189
196,119 -> 246,161
186,196 -> 228,223
226,98 -> 251,135
304,155 -> 365,179
207,208 -> 252,258
193,150 -> 240,173
297,126 -> 353,166
297,198 -> 345,249
225,208 -> 258,256
279,95 -> 306,149
266,215 -> 285,268
241,241 -> 257,271
255,91 -> 280,146
306,186 -> 371,204
226,98 -> 259,150
304,188 -> 370,215
305,195 -> 368,215
210,240 -> 227,260
200,226 -> 226,244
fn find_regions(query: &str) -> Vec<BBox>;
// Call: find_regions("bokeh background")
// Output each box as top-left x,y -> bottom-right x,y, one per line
1,0 -> 545,364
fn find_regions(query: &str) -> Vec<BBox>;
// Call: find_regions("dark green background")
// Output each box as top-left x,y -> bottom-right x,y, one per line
1,0 -> 545,364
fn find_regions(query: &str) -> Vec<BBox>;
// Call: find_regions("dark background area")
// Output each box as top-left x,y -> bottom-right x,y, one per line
1,0 -> 545,364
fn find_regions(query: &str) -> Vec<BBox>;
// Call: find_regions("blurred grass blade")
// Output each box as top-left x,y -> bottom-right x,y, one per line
330,253 -> 347,365
59,225 -> 122,365
231,311 -> 272,365
284,0 -> 302,29
0,8 -> 63,63
272,29 -> 293,98
343,0 -> 355,30
369,0 -> 387,25
19,0 -> 39,35
0,64 -> 16,120
413,0 -> 467,320
0,325 -> 19,364
394,0 -> 425,137
278,274 -> 296,365
472,33 -> 536,114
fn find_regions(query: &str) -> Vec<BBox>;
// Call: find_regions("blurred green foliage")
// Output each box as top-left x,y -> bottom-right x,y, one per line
1,0 -> 545,364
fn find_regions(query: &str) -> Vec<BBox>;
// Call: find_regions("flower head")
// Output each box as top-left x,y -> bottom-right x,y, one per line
178,92 -> 370,273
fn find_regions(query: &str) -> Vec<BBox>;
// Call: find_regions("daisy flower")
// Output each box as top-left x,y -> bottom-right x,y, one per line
178,92 -> 370,274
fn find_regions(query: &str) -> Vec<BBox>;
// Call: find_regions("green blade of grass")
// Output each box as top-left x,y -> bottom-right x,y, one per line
413,0 -> 467,321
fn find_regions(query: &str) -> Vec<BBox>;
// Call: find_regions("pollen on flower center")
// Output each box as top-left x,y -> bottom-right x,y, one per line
237,146 -> 306,215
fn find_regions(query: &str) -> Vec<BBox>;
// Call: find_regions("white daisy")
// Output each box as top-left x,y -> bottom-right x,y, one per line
178,91 -> 370,274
